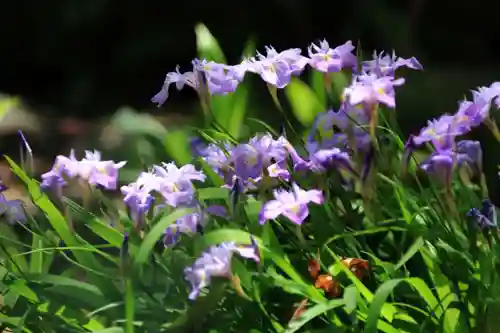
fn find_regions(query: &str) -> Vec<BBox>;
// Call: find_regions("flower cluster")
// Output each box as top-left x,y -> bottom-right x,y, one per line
36,38 -> 500,304
184,238 -> 260,300
120,162 -> 228,246
41,149 -> 126,191
151,40 -> 422,108
403,82 -> 500,184
468,199 -> 498,229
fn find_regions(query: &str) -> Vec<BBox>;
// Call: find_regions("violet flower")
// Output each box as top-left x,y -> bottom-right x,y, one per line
151,66 -> 198,107
120,181 -> 154,226
267,160 -> 291,181
467,200 -> 498,229
419,128 -> 475,184
294,148 -> 356,176
472,83 -> 500,109
307,40 -> 357,73
343,73 -> 405,109
192,59 -> 245,95
153,163 -> 206,207
456,140 -> 483,173
362,50 -> 422,77
306,106 -> 370,154
259,183 -> 323,225
232,134 -> 288,182
412,114 -> 458,146
78,150 -> 127,190
246,46 -> 309,88
193,140 -> 235,182
0,194 -> 27,225
453,98 -> 490,135
184,239 -> 260,300
41,149 -> 126,191
163,205 -> 227,247
40,150 -> 79,190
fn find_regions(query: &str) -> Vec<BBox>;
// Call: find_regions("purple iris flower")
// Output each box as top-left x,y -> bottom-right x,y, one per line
267,160 -> 291,181
151,66 -> 199,107
152,163 -> 206,207
41,149 -> 126,191
184,239 -> 260,300
453,98 -> 490,134
456,140 -> 482,173
294,148 -> 356,175
40,150 -> 79,190
78,150 -> 127,190
246,46 -> 309,88
362,50 -> 422,77
419,128 -> 477,184
412,114 -> 459,146
467,200 -> 498,229
193,140 -> 235,182
120,181 -> 154,226
306,106 -> 371,154
307,40 -> 357,73
472,84 -> 500,109
0,194 -> 27,225
192,59 -> 246,95
343,73 -> 405,109
259,183 -> 323,225
163,205 -> 227,247
232,134 -> 288,182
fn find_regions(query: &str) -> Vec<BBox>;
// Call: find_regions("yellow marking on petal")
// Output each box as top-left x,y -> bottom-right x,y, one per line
97,166 -> 108,174
290,204 -> 300,214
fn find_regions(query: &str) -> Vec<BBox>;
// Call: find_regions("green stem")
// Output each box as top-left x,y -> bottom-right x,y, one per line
124,278 -> 135,333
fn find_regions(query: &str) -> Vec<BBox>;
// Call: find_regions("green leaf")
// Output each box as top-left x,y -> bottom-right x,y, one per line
93,328 -> 125,333
26,274 -> 106,308
9,280 -> 38,303
195,23 -> 226,63
227,83 -> 249,138
246,118 -> 279,136
0,96 -> 20,122
5,157 -> 107,279
309,70 -> 326,107
163,129 -> 192,165
392,237 -> 424,273
110,107 -> 167,139
284,78 -> 323,126
134,208 -> 195,267
29,234 -> 43,274
198,157 -> 224,187
364,278 -> 438,333
0,224 -> 28,273
329,72 -> 350,102
285,299 -> 344,333
443,307 -> 468,333
201,229 -> 324,302
200,229 -> 261,248
343,285 -> 359,314
197,187 -> 230,201
326,249 -> 417,326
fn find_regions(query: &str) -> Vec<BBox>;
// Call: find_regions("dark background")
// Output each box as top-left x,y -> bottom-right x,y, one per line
1,0 -> 500,119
